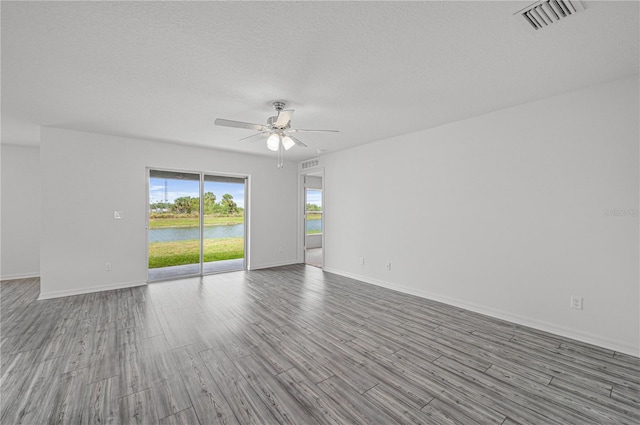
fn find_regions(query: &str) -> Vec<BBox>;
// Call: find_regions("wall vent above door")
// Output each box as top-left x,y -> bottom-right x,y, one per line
515,0 -> 585,30
301,158 -> 319,169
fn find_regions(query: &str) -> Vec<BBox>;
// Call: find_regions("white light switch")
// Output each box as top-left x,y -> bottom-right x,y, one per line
114,211 -> 124,219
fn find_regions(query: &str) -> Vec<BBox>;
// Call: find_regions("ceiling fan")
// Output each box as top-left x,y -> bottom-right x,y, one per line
215,101 -> 338,168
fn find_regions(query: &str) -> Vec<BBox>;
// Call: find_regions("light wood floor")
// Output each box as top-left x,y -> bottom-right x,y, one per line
1,265 -> 639,424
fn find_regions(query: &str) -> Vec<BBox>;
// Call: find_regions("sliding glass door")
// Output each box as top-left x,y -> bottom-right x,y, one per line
148,170 -> 201,280
147,169 -> 246,281
202,175 -> 246,274
304,188 -> 323,268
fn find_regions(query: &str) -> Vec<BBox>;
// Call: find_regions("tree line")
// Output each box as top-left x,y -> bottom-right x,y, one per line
150,192 -> 241,215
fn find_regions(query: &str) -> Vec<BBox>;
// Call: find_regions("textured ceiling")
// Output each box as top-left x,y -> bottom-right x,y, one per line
1,1 -> 638,161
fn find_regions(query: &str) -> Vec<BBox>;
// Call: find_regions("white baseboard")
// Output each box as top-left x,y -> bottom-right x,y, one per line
249,260 -> 299,271
1,272 -> 40,281
323,267 -> 639,357
38,280 -> 146,300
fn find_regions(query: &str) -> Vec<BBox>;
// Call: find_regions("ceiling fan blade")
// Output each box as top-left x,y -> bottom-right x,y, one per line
215,118 -> 266,131
288,135 -> 307,148
239,132 -> 268,142
275,109 -> 294,127
290,129 -> 339,133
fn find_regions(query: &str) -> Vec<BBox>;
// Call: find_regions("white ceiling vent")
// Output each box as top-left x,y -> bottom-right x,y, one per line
515,0 -> 585,30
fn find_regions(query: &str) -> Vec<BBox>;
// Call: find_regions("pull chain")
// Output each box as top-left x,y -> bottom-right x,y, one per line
277,140 -> 284,168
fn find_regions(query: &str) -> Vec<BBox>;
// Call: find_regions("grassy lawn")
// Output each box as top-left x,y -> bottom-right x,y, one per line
149,216 -> 244,228
149,238 -> 244,268
306,213 -> 322,220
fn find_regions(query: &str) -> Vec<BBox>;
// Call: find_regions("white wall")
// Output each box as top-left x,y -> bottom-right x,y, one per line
1,144 -> 41,279
321,76 -> 640,355
40,128 -> 299,298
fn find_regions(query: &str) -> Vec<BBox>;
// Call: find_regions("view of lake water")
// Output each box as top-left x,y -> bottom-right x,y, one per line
149,220 -> 321,242
307,219 -> 321,233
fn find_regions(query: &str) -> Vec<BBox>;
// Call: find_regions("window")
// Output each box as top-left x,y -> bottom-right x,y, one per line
305,189 -> 322,235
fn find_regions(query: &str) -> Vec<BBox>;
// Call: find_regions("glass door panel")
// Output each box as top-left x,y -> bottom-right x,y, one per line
305,188 -> 323,268
202,175 -> 246,274
148,170 -> 201,281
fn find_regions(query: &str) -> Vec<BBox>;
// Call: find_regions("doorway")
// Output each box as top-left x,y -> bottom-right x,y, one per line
303,174 -> 323,268
147,169 -> 247,281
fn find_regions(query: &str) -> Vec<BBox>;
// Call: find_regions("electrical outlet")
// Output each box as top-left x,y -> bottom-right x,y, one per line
570,296 -> 583,310
386,262 -> 392,270
105,262 -> 112,271
114,211 -> 124,219
360,257 -> 365,266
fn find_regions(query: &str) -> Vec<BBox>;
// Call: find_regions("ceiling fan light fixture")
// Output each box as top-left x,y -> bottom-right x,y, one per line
214,101 -> 339,167
282,135 -> 295,151
266,133 -> 280,151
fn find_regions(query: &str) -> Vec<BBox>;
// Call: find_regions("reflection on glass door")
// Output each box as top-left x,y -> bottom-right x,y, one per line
202,175 -> 246,274
148,170 -> 247,281
148,170 -> 201,281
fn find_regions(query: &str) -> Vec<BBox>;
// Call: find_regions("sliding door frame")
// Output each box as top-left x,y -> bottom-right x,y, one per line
146,167 -> 250,281
298,167 -> 325,268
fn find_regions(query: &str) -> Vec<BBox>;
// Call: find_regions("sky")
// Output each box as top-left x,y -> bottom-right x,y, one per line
150,178 -> 322,210
306,189 -> 322,207
150,178 -> 245,208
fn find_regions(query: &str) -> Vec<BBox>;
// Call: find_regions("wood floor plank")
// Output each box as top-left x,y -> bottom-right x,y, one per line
261,329 -> 334,384
199,347 -> 280,425
81,376 -> 119,425
232,354 -> 320,425
45,367 -> 91,424
430,323 -> 555,386
306,331 -> 379,393
433,318 -> 618,395
316,376 -> 401,425
422,397 -> 481,425
548,375 -> 639,421
88,321 -> 118,383
387,351 -> 508,424
275,366 -> 355,425
172,344 -> 240,425
60,316 -> 99,374
470,360 -> 638,424
141,335 -> 193,420
554,343 -> 640,384
345,341 -> 434,408
614,351 -> 640,369
33,315 -> 74,363
250,338 -> 295,376
1,357 -> 64,423
363,383 -> 439,425
118,346 -> 152,397
158,407 -> 201,425
0,348 -> 40,418
611,385 -> 640,407
347,332 -> 400,357
434,358 -> 575,424
96,291 -> 119,324
119,387 -> 159,424
2,268 -> 639,424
